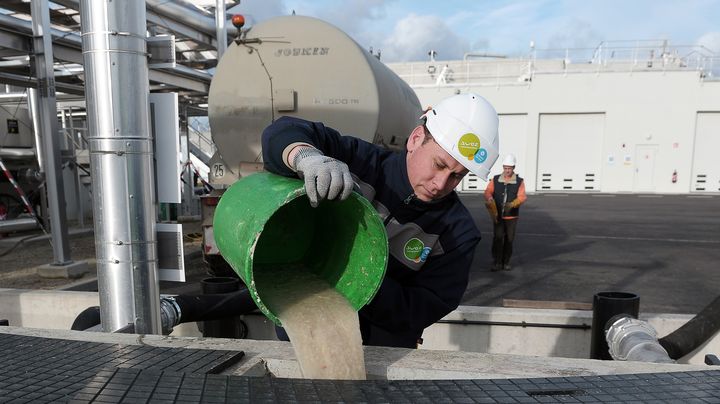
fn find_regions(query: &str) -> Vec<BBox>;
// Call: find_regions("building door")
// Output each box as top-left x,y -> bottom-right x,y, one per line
691,112 -> 720,193
537,113 -> 605,191
633,145 -> 658,192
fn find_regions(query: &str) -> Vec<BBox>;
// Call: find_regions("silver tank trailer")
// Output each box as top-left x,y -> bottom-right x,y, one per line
207,15 -> 422,184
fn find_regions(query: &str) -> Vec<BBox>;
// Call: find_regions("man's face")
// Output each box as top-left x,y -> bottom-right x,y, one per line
502,165 -> 515,177
406,126 -> 468,202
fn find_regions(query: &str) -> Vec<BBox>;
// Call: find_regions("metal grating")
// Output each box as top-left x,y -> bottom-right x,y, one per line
70,367 -> 720,403
0,333 -> 244,403
2,333 -> 720,403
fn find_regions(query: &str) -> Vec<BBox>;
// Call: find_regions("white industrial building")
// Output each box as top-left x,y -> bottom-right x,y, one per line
387,43 -> 720,194
2,4 -> 720,397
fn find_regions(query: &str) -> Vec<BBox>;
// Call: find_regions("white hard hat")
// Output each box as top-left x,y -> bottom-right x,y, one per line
422,93 -> 499,180
502,154 -> 517,167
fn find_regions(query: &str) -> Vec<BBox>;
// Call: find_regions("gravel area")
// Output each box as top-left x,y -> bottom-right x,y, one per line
0,220 -> 205,291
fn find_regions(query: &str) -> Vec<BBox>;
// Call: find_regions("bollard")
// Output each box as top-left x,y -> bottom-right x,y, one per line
213,172 -> 388,326
590,291 -> 640,360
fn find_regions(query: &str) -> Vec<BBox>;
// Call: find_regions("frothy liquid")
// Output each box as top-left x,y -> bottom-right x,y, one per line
255,266 -> 366,380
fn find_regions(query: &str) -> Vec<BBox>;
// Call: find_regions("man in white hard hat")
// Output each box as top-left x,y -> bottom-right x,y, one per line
261,93 -> 499,348
484,154 -> 527,271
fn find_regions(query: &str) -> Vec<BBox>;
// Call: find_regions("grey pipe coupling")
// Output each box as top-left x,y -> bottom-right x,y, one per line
159,295 -> 182,335
606,316 -> 675,363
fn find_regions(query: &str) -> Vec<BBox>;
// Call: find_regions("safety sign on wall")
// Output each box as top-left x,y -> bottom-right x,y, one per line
6,119 -> 18,134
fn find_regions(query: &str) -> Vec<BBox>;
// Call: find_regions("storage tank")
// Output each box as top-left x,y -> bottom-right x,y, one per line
208,15 -> 422,183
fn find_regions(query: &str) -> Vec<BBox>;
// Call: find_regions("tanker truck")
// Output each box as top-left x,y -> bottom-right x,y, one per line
202,15 -> 422,276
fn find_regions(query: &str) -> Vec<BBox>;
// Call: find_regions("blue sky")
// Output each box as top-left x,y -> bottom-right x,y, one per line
229,0 -> 720,63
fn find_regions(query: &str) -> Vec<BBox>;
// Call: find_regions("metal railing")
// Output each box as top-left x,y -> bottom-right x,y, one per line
187,118 -> 215,160
388,40 -> 720,88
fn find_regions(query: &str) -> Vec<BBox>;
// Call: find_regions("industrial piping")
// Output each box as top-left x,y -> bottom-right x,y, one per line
71,290 -> 258,336
50,0 -> 237,39
80,0 -> 161,334
160,290 -> 257,335
26,90 -> 45,173
590,292 -> 639,360
605,316 -> 674,363
146,0 -> 238,38
659,295 -> 720,359
604,295 -> 720,362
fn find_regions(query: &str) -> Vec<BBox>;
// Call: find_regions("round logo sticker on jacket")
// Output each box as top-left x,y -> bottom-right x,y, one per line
457,133 -> 480,161
404,238 -> 432,263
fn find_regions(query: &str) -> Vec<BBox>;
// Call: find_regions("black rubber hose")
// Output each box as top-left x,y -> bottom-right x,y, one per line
174,288 -> 258,323
70,290 -> 258,331
71,306 -> 101,331
659,295 -> 720,359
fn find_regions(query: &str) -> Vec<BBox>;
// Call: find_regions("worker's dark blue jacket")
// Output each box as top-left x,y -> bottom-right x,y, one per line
261,116 -> 481,348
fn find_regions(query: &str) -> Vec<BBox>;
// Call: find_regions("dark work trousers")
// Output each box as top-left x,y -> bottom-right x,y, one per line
492,218 -> 518,266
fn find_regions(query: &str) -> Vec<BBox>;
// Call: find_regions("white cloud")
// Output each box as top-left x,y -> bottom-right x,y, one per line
473,1 -> 546,28
546,19 -> 601,50
223,0 -> 720,62
697,32 -> 720,54
313,0 -> 390,35
461,1 -> 564,56
380,13 -> 469,62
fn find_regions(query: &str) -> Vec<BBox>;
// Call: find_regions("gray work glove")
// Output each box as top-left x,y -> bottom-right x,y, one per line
292,147 -> 354,208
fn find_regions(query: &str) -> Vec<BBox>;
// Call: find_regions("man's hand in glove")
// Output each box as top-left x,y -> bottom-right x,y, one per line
485,199 -> 498,224
503,198 -> 522,214
292,147 -> 354,207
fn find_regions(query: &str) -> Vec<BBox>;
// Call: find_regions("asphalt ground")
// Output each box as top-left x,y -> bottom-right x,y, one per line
459,193 -> 720,315
1,194 -> 718,317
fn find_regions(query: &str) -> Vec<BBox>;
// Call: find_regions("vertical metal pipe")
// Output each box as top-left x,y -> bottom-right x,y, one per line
27,89 -> 45,173
60,109 -> 66,146
179,105 -> 195,217
215,0 -> 227,59
61,109 -> 83,226
28,89 -> 51,228
80,0 -> 161,334
68,108 -> 85,228
30,0 -> 72,264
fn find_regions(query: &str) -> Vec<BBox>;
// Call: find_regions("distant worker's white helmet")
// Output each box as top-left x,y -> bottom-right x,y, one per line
422,93 -> 499,180
502,154 -> 517,167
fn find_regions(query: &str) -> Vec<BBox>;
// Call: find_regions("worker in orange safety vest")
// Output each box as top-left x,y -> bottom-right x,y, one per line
484,154 -> 527,271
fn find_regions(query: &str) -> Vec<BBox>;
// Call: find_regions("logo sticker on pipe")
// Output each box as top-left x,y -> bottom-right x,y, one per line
404,238 -> 431,263
457,133 -> 480,161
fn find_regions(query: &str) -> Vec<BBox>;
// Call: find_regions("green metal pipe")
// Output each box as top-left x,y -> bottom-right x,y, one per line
213,172 -> 388,325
